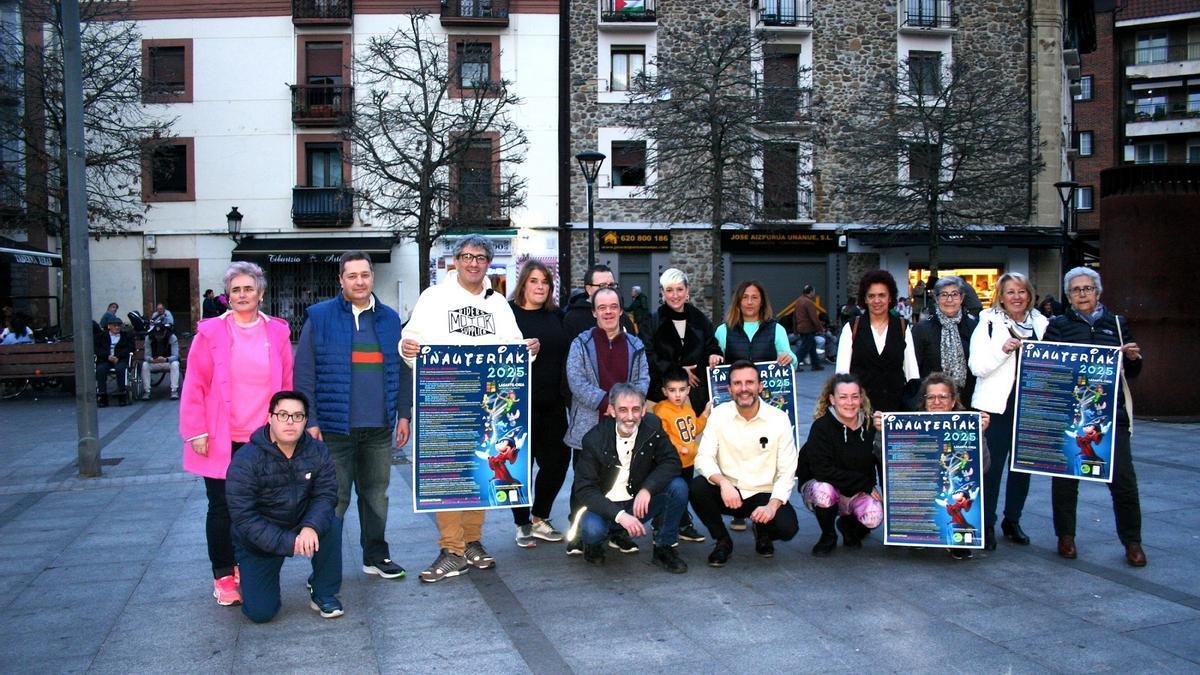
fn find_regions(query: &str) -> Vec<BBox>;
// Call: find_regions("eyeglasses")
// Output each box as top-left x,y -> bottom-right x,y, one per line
456,253 -> 490,264
937,291 -> 961,299
1068,285 -> 1096,296
586,282 -> 618,289
271,411 -> 307,423
924,394 -> 953,402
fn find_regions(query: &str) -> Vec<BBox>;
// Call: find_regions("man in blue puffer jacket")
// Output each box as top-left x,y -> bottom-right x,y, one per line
226,391 -> 343,621
295,251 -> 411,582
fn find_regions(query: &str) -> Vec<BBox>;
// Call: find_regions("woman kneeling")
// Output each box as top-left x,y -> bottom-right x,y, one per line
798,374 -> 883,556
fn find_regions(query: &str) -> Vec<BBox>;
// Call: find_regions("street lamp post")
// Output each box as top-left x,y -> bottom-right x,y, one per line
1054,180 -> 1079,276
226,206 -> 244,244
575,150 -> 606,269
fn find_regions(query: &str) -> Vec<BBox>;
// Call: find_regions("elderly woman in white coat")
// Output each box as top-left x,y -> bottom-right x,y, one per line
969,272 -> 1048,551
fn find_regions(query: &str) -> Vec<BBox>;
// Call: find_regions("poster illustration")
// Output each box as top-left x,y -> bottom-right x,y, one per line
413,343 -> 532,512
706,360 -> 800,449
1011,341 -> 1122,483
881,412 -> 985,549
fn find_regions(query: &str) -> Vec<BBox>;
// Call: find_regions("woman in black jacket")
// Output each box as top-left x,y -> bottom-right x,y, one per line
1046,267 -> 1146,567
798,374 -> 882,557
648,268 -> 722,412
835,270 -> 919,413
507,261 -> 570,548
911,276 -> 978,406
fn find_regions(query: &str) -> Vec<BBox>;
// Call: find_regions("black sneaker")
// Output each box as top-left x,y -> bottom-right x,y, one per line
678,524 -> 706,543
707,537 -> 733,567
652,544 -> 688,574
565,536 -> 583,556
949,548 -> 974,560
583,543 -> 606,565
729,517 -> 748,532
811,533 -> 838,557
309,595 -> 344,619
608,530 -> 639,554
754,524 -> 775,557
837,516 -> 863,549
464,541 -> 496,569
363,558 -> 406,579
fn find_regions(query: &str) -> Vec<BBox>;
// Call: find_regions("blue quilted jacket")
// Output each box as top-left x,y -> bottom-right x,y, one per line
294,294 -> 408,435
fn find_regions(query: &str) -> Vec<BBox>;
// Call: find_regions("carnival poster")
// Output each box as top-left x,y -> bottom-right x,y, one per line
413,343 -> 532,512
881,412 -> 985,549
1011,341 -> 1122,483
706,360 -> 800,449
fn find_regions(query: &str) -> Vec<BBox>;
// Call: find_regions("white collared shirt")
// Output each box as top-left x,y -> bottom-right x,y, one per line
606,429 -> 637,503
695,400 -> 797,503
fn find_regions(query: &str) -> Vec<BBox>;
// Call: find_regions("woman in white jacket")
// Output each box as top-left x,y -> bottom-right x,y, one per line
968,272 -> 1048,551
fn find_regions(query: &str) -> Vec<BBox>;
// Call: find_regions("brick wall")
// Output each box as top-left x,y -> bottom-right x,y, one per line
1072,10 -> 1116,233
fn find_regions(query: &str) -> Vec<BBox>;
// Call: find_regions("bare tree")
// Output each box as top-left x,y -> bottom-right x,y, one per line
349,11 -> 528,291
619,22 -> 820,320
0,0 -> 174,236
832,52 -> 1044,285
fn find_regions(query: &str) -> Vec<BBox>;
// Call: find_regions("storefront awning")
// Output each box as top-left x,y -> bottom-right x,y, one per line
0,236 -> 62,267
851,228 -> 1062,248
231,236 -> 394,264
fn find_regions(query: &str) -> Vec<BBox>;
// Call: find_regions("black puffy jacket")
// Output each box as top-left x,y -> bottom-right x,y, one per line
1043,306 -> 1142,427
648,303 -> 721,410
225,425 -> 338,557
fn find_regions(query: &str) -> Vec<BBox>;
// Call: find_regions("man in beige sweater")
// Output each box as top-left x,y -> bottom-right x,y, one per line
690,361 -> 799,567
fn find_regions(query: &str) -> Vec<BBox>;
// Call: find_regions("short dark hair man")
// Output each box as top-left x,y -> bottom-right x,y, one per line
571,383 -> 689,572
225,391 -> 343,621
294,250 -> 411,581
562,264 -> 636,340
691,360 -> 799,566
202,289 -> 223,319
792,284 -> 824,372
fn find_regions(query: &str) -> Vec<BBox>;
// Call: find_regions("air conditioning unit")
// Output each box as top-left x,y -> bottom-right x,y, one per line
1067,64 -> 1081,81
1070,81 -> 1082,97
1063,48 -> 1080,66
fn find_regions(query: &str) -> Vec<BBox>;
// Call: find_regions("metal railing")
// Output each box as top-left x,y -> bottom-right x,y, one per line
1100,163 -> 1200,197
901,0 -> 956,29
448,192 -> 511,226
292,187 -> 354,225
1124,41 -> 1200,66
440,0 -> 510,21
292,0 -> 352,21
757,84 -> 812,122
290,85 -> 353,126
1125,102 -> 1200,123
599,0 -> 657,23
758,0 -> 812,27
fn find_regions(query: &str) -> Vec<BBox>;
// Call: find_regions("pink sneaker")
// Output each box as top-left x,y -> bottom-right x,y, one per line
213,575 -> 241,606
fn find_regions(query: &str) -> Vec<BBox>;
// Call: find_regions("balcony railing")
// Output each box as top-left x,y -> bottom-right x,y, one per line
1125,41 -> 1200,66
761,189 -> 813,221
901,0 -> 957,29
292,187 -> 354,226
292,0 -> 352,24
0,62 -> 21,102
1125,102 -> 1200,123
758,0 -> 812,28
757,85 -> 812,123
290,85 -> 353,127
446,193 -> 511,227
440,0 -> 510,26
599,0 -> 657,24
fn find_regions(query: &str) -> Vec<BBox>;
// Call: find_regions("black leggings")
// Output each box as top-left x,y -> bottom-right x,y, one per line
513,404 -> 571,525
202,441 -> 243,579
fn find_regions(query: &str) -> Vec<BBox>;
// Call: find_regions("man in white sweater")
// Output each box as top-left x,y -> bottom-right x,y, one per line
401,235 -> 539,583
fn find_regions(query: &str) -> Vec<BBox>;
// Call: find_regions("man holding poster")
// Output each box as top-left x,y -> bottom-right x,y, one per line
402,236 -> 540,583
1043,268 -> 1145,567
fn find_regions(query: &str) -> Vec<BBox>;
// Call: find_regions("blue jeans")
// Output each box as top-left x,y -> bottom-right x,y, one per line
324,427 -> 392,564
580,477 -> 688,547
234,517 -> 343,624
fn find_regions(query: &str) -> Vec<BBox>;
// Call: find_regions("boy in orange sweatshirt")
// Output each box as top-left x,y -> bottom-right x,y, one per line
651,367 -> 712,543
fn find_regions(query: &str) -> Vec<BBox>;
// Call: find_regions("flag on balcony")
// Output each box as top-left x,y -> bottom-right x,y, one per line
615,0 -> 645,13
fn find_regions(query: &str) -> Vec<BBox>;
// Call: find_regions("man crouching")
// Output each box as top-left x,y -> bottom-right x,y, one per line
226,391 -> 344,621
571,383 -> 689,573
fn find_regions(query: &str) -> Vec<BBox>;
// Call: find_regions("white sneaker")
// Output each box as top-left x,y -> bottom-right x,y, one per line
529,519 -> 564,542
515,524 -> 537,548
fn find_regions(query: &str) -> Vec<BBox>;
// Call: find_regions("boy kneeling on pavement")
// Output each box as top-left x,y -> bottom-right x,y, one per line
226,391 -> 344,621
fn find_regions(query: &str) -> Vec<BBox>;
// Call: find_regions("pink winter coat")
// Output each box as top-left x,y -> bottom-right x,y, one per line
179,313 -> 294,479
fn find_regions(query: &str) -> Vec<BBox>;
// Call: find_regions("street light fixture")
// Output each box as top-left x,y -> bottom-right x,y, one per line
1053,180 -> 1079,275
226,206 -> 244,244
576,150 -> 606,269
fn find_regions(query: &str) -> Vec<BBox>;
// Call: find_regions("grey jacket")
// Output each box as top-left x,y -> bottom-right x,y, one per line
563,329 -> 649,449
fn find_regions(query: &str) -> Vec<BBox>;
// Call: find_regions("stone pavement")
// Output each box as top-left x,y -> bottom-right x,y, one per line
1,368 -> 1198,674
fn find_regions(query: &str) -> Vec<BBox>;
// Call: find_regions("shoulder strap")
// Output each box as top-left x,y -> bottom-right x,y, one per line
1116,315 -> 1134,433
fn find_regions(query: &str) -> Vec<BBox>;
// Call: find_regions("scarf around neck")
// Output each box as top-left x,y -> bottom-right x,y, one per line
935,308 -> 967,388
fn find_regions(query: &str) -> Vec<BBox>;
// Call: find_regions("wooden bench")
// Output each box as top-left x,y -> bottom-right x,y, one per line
0,342 -> 77,382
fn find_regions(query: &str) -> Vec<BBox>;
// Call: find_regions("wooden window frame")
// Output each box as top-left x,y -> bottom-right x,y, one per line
296,134 -> 352,187
448,36 -> 500,99
142,137 -> 195,202
142,39 -> 193,104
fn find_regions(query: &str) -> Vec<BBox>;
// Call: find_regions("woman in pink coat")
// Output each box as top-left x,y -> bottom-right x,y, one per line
179,261 -> 294,607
